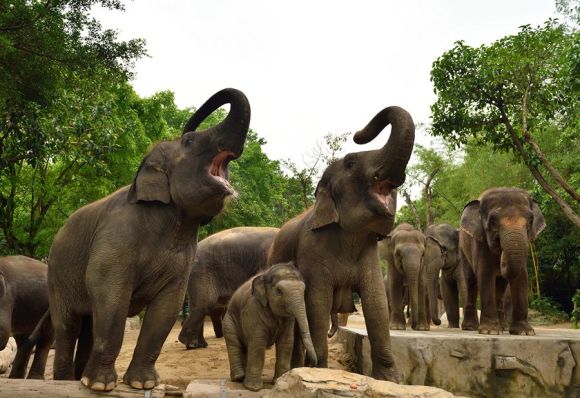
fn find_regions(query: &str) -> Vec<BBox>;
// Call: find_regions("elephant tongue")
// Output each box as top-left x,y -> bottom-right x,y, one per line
372,179 -> 396,216
210,150 -> 236,195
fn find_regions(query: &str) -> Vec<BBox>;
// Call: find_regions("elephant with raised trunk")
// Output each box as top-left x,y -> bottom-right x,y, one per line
179,226 -> 279,349
381,223 -> 429,331
48,88 -> 250,391
223,262 -> 316,391
460,187 -> 545,335
0,256 -> 54,379
269,106 -> 415,382
424,223 -> 465,327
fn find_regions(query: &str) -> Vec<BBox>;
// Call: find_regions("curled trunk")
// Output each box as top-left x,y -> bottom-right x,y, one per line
182,88 -> 251,157
353,106 -> 415,187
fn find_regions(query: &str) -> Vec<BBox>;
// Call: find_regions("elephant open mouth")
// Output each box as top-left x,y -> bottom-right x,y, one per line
370,179 -> 396,216
209,150 -> 236,194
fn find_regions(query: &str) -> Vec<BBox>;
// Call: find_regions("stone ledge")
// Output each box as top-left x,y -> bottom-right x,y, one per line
337,326 -> 580,398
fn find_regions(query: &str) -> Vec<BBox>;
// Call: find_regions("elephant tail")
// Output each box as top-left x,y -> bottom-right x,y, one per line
27,310 -> 51,346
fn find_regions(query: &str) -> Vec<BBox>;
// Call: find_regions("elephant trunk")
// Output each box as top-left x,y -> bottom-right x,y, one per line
499,228 -> 528,281
402,253 -> 422,329
289,295 -> 318,367
182,88 -> 251,158
353,106 -> 415,188
426,263 -> 442,326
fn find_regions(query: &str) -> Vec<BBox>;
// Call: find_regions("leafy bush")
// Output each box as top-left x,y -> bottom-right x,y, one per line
529,293 -> 569,323
572,290 -> 580,329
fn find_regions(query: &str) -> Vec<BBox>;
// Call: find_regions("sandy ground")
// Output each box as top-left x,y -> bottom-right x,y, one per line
4,319 -> 348,391
1,308 -> 572,391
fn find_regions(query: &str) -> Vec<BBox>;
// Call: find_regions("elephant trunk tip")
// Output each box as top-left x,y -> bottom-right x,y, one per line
433,318 -> 441,326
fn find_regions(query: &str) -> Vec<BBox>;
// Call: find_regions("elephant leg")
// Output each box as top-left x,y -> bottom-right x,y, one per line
360,263 -> 399,383
52,310 -> 82,380
243,330 -> 269,391
301,283 -> 332,368
223,313 -> 246,382
179,286 -> 217,349
508,275 -> 534,335
495,277 -> 508,332
461,251 -> 479,331
26,319 -> 55,379
82,288 -> 131,391
74,316 -> 93,379
274,318 -> 295,382
441,277 -> 460,328
328,313 -> 338,338
210,308 -> 224,338
9,335 -> 32,379
477,261 -> 501,335
389,271 -> 406,330
124,283 -> 185,389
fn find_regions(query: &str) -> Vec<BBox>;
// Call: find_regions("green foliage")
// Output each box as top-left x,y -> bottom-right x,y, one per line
572,290 -> 580,328
529,293 -> 569,323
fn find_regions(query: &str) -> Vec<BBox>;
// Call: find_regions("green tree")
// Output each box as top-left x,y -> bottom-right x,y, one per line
430,20 -> 580,227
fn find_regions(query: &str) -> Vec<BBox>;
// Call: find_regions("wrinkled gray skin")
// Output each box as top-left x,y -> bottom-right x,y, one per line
268,106 -> 415,382
424,223 -> 465,327
223,262 -> 317,391
380,223 -> 429,331
0,256 -> 54,379
179,226 -> 279,349
47,88 -> 250,391
460,187 -> 545,335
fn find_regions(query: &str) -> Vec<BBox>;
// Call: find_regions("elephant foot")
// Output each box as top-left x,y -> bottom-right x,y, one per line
447,322 -> 460,328
123,362 -> 159,390
185,341 -> 208,349
509,321 -> 535,336
478,321 -> 501,335
81,363 -> 118,391
243,377 -> 263,391
390,322 -> 406,330
461,320 -> 479,331
412,323 -> 430,331
371,365 -> 400,383
230,369 -> 245,382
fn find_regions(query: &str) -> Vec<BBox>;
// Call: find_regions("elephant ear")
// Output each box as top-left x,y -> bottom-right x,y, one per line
128,146 -> 171,204
252,274 -> 268,307
0,272 -> 5,299
311,186 -> 339,230
460,200 -> 483,242
426,235 -> 447,255
530,199 -> 546,241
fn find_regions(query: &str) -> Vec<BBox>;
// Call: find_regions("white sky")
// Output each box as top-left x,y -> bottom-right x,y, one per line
93,0 -> 557,169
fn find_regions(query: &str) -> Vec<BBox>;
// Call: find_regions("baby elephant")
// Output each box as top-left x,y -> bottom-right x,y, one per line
223,262 -> 317,391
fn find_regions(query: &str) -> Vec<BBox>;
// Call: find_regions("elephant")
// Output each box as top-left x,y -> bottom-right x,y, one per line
179,226 -> 279,349
380,223 -> 429,331
382,275 -> 410,323
268,105 -> 415,382
423,223 -> 465,327
223,262 -> 317,391
0,255 -> 54,379
47,88 -> 250,391
459,187 -> 545,335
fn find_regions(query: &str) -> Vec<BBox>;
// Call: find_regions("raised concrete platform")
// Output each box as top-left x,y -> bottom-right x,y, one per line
337,326 -> 580,398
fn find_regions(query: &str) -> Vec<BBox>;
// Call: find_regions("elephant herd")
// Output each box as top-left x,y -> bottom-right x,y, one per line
0,88 -> 546,392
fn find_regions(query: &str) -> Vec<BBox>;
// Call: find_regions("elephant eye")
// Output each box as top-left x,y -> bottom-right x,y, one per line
345,160 -> 355,169
185,138 -> 194,147
275,287 -> 283,296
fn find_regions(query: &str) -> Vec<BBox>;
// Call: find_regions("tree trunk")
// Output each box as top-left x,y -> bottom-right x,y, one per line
500,110 -> 580,228
401,190 -> 422,229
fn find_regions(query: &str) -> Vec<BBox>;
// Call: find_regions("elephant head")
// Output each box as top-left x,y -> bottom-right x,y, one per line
461,187 -> 545,281
311,106 -> 415,236
384,223 -> 427,330
128,88 -> 251,221
252,262 -> 317,366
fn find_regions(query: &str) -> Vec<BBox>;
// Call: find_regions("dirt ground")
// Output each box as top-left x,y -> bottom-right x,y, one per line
18,319 -> 348,391
1,308 -> 571,391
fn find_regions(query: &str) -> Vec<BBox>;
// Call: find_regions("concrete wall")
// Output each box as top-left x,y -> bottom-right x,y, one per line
337,327 -> 580,398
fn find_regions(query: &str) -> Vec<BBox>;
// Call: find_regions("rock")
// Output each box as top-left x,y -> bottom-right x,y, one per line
184,379 -> 267,397
265,367 -> 458,397
0,337 -> 17,374
337,326 -> 580,398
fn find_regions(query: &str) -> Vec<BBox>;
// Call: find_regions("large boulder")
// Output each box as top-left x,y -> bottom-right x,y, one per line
266,367 -> 459,397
